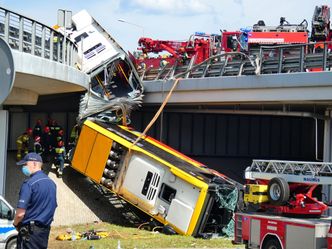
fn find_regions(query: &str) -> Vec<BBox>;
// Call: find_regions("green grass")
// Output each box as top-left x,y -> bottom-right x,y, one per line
49,222 -> 242,249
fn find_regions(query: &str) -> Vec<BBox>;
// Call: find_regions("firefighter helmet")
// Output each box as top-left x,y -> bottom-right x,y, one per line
26,128 -> 33,135
44,126 -> 50,133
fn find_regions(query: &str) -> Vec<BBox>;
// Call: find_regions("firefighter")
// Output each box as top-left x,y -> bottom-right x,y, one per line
34,136 -> 43,156
26,128 -> 34,152
138,61 -> 147,71
67,124 -> 80,160
179,47 -> 189,65
16,132 -> 29,161
41,126 -> 52,162
68,124 -> 79,148
159,59 -> 168,69
55,140 -> 66,178
33,119 -> 43,138
50,120 -> 62,148
56,129 -> 64,144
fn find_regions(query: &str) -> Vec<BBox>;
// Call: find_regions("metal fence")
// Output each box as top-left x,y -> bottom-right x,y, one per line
0,6 -> 78,67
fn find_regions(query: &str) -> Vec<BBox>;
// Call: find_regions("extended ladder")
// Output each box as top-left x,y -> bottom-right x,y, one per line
245,160 -> 332,185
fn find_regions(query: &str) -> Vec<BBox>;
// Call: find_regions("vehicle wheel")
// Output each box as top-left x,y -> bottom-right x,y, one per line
263,237 -> 282,249
267,177 -> 289,206
6,237 -> 17,249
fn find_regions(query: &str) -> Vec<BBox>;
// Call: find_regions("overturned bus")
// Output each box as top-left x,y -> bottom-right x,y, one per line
71,120 -> 241,237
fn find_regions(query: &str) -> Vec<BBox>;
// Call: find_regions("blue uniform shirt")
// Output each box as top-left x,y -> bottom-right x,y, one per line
17,170 -> 57,226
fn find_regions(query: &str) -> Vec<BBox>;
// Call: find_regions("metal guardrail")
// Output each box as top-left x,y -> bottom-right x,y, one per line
139,42 -> 332,81
0,6 -> 78,66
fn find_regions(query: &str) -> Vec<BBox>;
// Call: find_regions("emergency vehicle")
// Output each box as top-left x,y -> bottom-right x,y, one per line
0,195 -> 17,249
234,212 -> 332,249
134,32 -> 221,69
233,160 -> 332,249
221,17 -> 309,54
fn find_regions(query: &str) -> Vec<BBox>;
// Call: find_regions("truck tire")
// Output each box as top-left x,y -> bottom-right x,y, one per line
6,237 -> 17,249
267,177 -> 289,206
263,237 -> 282,249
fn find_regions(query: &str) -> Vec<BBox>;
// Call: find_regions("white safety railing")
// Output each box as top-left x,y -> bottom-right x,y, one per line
0,6 -> 78,67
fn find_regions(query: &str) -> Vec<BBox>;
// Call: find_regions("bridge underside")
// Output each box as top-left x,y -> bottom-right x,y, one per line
4,50 -> 88,105
143,72 -> 332,112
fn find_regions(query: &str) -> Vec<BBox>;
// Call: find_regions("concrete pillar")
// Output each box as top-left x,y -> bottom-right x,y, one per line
0,110 -> 9,196
323,109 -> 332,213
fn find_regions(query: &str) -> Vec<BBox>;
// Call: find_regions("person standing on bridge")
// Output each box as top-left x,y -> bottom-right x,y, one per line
13,152 -> 57,249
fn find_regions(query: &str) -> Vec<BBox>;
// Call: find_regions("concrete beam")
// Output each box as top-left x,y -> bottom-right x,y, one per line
143,71 -> 332,105
3,87 -> 38,105
1,50 -> 89,106
12,50 -> 89,88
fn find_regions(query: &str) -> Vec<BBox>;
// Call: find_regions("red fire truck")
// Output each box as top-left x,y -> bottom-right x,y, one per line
233,160 -> 332,249
234,212 -> 332,249
221,17 -> 309,54
133,32 -> 221,69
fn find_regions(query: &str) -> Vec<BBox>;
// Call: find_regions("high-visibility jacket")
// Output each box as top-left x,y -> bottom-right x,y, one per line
55,146 -> 66,159
16,134 -> 29,145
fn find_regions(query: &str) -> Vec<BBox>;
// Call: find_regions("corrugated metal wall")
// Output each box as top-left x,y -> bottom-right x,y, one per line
132,111 -> 320,160
131,110 -> 323,182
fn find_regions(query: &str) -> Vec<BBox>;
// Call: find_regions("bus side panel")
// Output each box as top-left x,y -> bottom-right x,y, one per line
71,125 -> 97,174
85,133 -> 113,183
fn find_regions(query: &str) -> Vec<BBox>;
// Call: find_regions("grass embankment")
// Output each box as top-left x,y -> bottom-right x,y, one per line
49,222 -> 241,249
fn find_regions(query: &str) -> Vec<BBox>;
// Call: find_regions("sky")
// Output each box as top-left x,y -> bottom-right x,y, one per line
0,0 -> 330,52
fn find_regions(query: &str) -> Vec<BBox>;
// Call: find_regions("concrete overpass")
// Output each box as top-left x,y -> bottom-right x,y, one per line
143,71 -> 332,107
0,6 -> 89,195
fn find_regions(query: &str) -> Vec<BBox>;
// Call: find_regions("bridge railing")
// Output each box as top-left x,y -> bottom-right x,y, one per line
258,42 -> 332,74
0,7 -> 78,67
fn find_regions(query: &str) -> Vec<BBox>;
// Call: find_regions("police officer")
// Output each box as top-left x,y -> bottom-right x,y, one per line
14,152 -> 57,249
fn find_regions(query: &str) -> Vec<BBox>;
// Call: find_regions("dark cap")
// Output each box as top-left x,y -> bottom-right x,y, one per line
16,152 -> 43,166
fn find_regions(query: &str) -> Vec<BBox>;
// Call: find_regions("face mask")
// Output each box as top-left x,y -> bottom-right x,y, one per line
22,166 -> 31,177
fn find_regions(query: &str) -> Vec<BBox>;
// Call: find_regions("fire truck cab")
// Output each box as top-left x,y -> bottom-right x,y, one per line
221,17 -> 309,54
